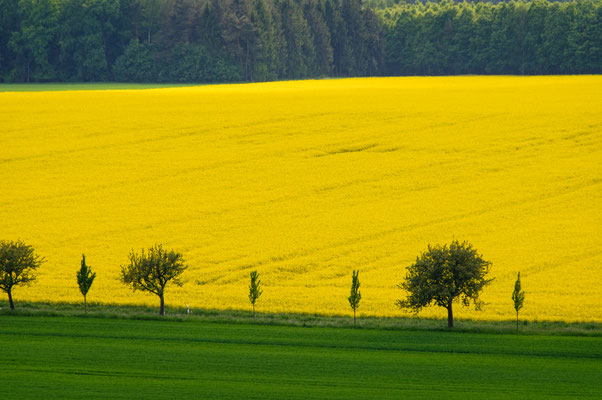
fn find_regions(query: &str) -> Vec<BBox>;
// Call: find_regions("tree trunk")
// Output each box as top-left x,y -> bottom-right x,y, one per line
8,289 -> 15,310
84,295 -> 87,313
159,294 -> 165,316
353,309 -> 356,325
447,303 -> 453,328
516,311 -> 519,332
253,304 -> 255,318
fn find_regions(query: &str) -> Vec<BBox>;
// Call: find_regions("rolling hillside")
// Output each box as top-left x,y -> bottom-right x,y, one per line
1,76 -> 600,322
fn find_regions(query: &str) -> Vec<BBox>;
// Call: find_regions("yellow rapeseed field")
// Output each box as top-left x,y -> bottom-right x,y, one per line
1,76 -> 601,322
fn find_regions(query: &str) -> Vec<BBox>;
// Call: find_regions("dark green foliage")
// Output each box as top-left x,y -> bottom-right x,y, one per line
1,316 -> 601,399
348,269 -> 361,325
0,0 -> 384,83
8,0 -> 59,82
512,272 -> 526,331
120,244 -> 187,316
278,0 -> 315,79
248,270 -> 263,317
1,0 -> 601,81
112,39 -> 155,82
397,240 -> 492,328
0,240 -> 44,310
384,0 -> 602,76
0,0 -> 19,81
76,254 -> 96,312
58,0 -> 124,81
156,43 -> 242,83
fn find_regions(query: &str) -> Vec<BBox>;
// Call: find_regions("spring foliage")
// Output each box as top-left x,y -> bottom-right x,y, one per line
1,0 -> 601,83
1,76 -> 601,321
0,0 -> 384,83
0,240 -> 44,309
512,272 -> 526,331
248,270 -> 263,317
76,254 -> 96,312
383,0 -> 602,75
120,245 -> 187,315
397,240 -> 492,328
348,270 -> 361,324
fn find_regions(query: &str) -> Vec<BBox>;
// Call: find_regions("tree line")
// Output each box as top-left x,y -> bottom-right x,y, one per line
0,0 -> 384,83
382,0 -> 602,75
1,239 -> 527,330
1,0 -> 600,84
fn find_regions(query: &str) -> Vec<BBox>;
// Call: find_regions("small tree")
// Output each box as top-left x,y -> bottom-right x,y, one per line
397,240 -> 492,328
76,254 -> 96,312
120,244 -> 187,315
0,240 -> 44,310
248,270 -> 263,318
512,272 -> 525,331
348,270 -> 361,325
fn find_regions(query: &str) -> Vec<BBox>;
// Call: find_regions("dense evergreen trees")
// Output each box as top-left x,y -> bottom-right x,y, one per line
0,0 -> 600,83
0,0 -> 384,82
383,0 -> 602,75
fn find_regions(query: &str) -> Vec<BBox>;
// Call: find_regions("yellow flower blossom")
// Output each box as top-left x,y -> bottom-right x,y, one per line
1,76 -> 600,322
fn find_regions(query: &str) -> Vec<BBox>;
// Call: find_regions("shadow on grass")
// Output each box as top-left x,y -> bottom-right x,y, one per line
0,300 -> 600,337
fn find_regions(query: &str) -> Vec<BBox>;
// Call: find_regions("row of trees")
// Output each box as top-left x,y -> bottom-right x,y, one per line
0,0 -> 384,83
1,0 -> 600,83
383,0 -> 602,75
1,239 -> 526,329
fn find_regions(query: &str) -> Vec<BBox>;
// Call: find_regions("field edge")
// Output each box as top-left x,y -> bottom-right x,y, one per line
1,300 -> 600,337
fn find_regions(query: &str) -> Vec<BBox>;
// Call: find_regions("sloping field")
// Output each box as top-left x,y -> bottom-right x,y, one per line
1,316 -> 601,399
0,76 -> 601,322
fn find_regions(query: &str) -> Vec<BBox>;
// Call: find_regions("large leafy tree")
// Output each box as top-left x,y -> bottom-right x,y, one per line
397,240 -> 492,328
120,244 -> 187,315
0,240 -> 44,310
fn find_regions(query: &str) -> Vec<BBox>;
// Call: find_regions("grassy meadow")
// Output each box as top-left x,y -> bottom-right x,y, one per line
1,315 -> 601,399
0,76 -> 601,322
0,82 -> 192,92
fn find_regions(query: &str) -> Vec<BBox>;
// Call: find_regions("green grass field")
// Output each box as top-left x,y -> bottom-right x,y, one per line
0,82 -> 194,92
1,315 -> 600,399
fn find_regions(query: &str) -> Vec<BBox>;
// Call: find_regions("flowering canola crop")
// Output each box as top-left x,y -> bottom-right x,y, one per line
1,76 -> 601,322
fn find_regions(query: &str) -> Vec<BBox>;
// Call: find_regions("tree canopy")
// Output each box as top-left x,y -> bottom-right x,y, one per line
0,240 -> 44,310
248,270 -> 263,317
383,0 -> 602,76
0,0 -> 384,83
397,240 -> 492,328
120,244 -> 187,315
76,254 -> 96,312
348,269 -> 361,325
512,271 -> 526,331
1,0 -> 598,83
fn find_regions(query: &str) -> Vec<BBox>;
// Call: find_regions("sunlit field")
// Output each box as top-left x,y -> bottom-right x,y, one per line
1,76 -> 600,322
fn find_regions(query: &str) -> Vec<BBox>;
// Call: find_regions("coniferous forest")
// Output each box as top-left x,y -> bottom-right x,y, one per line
0,0 -> 600,83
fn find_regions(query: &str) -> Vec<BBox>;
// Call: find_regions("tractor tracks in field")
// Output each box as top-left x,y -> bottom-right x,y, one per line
192,176 -> 602,285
